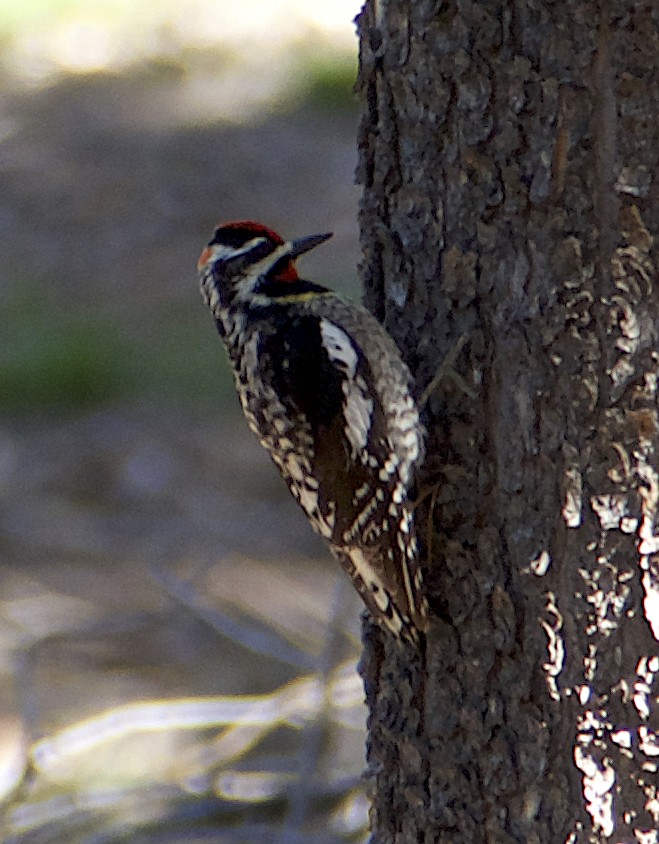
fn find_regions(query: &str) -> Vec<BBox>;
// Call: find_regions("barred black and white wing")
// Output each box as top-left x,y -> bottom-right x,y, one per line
239,302 -> 428,641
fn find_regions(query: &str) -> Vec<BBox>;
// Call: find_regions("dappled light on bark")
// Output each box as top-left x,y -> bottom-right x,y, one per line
356,0 -> 658,841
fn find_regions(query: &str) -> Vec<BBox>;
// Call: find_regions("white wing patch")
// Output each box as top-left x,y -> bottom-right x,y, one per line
343,390 -> 374,454
320,319 -> 374,455
320,319 -> 358,375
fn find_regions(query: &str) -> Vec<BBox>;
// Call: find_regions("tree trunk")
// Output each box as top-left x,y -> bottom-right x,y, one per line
355,1 -> 658,841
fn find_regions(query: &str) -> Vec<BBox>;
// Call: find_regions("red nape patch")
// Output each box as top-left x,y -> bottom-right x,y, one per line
275,260 -> 299,282
215,220 -> 285,245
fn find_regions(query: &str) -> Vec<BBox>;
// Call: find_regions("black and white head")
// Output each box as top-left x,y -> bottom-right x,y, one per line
198,221 -> 332,310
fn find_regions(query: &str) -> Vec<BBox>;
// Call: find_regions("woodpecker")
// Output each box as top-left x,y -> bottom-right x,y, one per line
197,221 -> 428,642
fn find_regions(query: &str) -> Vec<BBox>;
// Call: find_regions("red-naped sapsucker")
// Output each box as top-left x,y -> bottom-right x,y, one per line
198,221 -> 428,642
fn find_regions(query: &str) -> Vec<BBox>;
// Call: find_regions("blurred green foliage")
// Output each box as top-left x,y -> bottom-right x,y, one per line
2,289 -> 125,412
1,288 -> 235,414
293,55 -> 358,110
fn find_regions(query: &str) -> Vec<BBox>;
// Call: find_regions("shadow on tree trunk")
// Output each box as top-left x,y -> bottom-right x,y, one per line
355,1 -> 659,841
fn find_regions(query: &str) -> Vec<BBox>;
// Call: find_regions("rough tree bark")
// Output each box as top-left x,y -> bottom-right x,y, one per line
355,1 -> 658,841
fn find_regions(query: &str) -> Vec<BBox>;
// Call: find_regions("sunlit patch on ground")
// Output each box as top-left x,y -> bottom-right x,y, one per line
0,0 -> 361,123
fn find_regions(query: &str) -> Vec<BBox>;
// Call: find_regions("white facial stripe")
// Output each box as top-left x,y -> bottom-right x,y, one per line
206,237 -> 268,265
234,241 -> 295,301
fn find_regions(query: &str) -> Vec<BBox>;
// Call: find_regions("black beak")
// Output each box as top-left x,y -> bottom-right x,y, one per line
288,232 -> 333,259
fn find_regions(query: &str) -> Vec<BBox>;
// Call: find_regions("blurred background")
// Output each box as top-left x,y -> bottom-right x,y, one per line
0,1 -> 369,841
